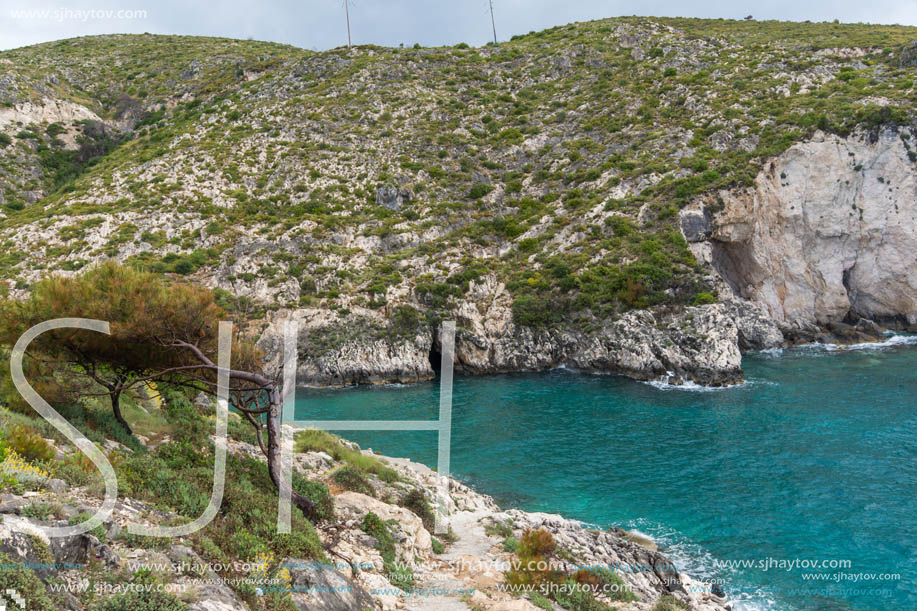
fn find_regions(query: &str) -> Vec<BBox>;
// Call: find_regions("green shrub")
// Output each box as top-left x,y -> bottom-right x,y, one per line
505,529 -> 561,588
519,529 -> 555,558
606,216 -> 633,236
431,537 -> 445,554
602,570 -> 638,602
390,305 -> 424,338
0,552 -> 55,610
573,568 -> 638,603
293,474 -> 335,522
489,216 -> 524,238
57,461 -> 96,486
362,512 -> 413,592
0,133 -> 11,147
4,424 -> 54,463
530,592 -> 554,610
90,590 -> 188,610
272,525 -> 325,561
21,501 -> 52,520
230,529 -> 270,558
693,292 -> 716,305
652,595 -> 690,611
469,182 -> 493,199
512,295 -> 558,327
553,578 -> 610,611
503,536 -> 519,552
296,429 -> 398,481
400,489 -> 435,530
69,511 -> 107,541
332,465 -> 374,496
46,122 -> 66,137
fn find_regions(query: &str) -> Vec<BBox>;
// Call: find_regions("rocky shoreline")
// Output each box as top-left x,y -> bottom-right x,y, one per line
255,292 -> 904,390
254,293 -> 780,389
375,451 -> 733,611
0,430 -> 731,611
0,427 -> 732,611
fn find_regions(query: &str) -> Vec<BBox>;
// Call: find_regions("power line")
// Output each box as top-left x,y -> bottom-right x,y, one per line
489,0 -> 498,45
344,0 -> 352,49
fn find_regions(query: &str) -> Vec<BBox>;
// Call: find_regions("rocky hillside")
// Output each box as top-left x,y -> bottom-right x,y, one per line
1,18 -> 916,386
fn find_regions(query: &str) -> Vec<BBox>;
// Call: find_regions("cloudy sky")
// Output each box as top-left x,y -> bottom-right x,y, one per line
3,0 -> 917,51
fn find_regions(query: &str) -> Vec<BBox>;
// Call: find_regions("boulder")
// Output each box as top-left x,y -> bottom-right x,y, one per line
333,492 -> 433,561
51,533 -> 119,569
854,317 -> 883,338
168,545 -> 248,611
283,557 -> 376,611
376,185 -> 412,211
679,208 -> 713,243
898,41 -> 917,67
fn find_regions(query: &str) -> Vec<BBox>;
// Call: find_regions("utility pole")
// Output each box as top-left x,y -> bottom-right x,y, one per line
489,0 -> 498,45
345,0 -> 352,49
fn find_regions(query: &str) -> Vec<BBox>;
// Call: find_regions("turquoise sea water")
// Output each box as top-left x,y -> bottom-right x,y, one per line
294,337 -> 917,611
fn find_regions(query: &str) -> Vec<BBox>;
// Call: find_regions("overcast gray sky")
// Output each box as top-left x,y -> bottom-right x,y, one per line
3,0 -> 917,51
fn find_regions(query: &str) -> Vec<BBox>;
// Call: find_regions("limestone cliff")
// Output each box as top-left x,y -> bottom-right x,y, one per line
691,127 -> 917,337
257,284 -> 782,388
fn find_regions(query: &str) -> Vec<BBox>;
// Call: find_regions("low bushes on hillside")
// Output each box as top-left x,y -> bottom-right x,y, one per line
400,489 -> 435,530
2,424 -> 54,463
505,529 -> 638,609
332,465 -> 375,496
0,552 -> 55,610
362,511 -> 414,592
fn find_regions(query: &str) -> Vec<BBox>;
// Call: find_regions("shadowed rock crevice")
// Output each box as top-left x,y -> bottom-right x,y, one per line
428,342 -> 442,374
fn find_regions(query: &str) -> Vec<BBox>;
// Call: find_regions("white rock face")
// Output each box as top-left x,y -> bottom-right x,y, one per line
333,491 -> 433,561
455,303 -> 748,386
258,269 -> 783,387
258,308 -> 434,386
0,98 -> 101,130
709,128 -> 917,332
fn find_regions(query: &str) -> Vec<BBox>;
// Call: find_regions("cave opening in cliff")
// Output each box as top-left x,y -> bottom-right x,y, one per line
429,344 -> 442,374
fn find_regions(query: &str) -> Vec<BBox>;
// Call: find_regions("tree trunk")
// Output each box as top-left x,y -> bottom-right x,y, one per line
265,388 -> 317,522
163,340 -> 319,523
110,388 -> 132,436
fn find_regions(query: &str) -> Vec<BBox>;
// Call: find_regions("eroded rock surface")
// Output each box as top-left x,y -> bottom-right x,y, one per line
258,294 -> 779,386
701,128 -> 917,336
